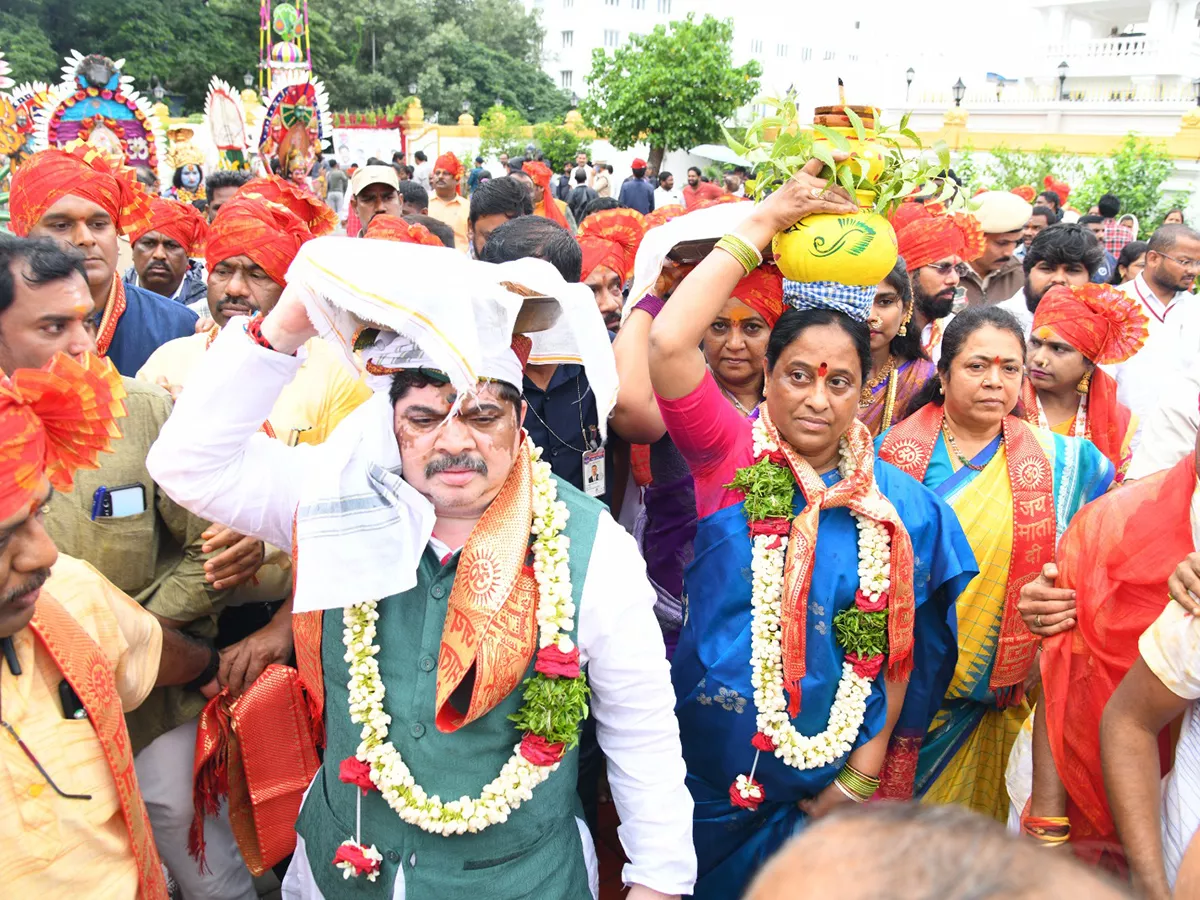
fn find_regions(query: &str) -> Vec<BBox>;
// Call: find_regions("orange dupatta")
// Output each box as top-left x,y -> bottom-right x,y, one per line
1019,370 -> 1133,481
879,404 -> 1055,698
29,594 -> 168,900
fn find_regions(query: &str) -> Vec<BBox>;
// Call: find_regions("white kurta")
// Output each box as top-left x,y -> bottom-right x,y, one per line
994,287 -> 1033,338
145,324 -> 696,897
1127,359 -> 1200,480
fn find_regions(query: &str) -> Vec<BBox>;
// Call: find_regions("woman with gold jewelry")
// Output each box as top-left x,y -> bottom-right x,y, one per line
648,159 -> 978,898
859,258 -> 936,436
1020,282 -> 1148,483
877,305 -> 1114,822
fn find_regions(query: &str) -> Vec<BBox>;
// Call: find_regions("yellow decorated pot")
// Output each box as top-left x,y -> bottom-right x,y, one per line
813,125 -> 886,185
772,195 -> 898,287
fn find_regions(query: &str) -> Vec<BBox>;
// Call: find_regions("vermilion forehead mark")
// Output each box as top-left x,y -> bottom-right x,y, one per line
817,362 -> 829,377
725,308 -> 756,323
993,356 -> 1002,365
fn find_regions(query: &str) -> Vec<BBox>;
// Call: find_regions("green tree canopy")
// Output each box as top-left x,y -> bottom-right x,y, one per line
581,14 -> 760,171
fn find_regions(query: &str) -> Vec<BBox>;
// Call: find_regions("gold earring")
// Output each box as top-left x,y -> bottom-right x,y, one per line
1076,370 -> 1092,395
899,303 -> 914,337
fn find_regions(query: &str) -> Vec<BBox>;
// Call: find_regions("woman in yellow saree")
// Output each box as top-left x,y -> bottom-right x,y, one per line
877,306 -> 1113,820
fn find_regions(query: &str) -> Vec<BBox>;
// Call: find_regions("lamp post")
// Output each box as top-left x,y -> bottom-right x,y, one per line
571,90 -> 580,108
462,99 -> 470,113
905,67 -> 915,102
1192,76 -> 1200,106
408,82 -> 418,97
952,78 -> 966,107
1057,60 -> 1069,101
152,77 -> 165,103
243,71 -> 253,88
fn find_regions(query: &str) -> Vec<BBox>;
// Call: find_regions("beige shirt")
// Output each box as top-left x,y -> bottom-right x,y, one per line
960,256 -> 1025,308
428,194 -> 470,253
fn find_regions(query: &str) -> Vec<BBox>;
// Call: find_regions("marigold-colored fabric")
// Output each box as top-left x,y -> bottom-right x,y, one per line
895,210 -> 987,271
1044,175 -> 1071,203
1032,283 -> 1149,366
10,146 -> 153,237
434,152 -> 461,178
1041,454 -> 1193,864
731,262 -> 785,328
644,204 -> 687,230
206,197 -> 314,286
1011,185 -> 1036,203
362,214 -> 443,247
579,207 -> 647,282
130,198 -> 210,255
237,174 -> 337,236
0,352 -> 126,520
525,160 -> 569,227
1020,371 -> 1133,480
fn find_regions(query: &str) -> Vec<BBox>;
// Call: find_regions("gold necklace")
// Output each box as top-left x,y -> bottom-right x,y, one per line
859,355 -> 896,408
941,420 -> 1001,472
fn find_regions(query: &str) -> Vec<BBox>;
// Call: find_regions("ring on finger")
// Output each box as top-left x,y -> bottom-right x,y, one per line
1035,614 -> 1043,628
809,186 -> 824,199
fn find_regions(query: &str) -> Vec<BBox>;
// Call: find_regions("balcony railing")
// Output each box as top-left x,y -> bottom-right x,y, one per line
1045,36 -> 1158,60
1036,36 -> 1200,76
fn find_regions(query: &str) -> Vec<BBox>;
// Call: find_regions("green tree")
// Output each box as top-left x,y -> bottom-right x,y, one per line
979,145 -> 1091,195
581,14 -> 761,172
531,120 -> 591,171
478,104 -> 530,160
1072,134 -> 1184,224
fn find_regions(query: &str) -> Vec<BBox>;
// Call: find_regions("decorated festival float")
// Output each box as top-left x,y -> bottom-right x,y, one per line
204,76 -> 253,172
33,51 -> 166,182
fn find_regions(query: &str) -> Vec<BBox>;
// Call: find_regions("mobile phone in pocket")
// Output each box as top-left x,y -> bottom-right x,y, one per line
91,483 -> 148,519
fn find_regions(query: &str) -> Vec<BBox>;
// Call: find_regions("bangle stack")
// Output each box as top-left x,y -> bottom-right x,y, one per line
715,233 -> 764,276
833,764 -> 880,803
1022,816 -> 1071,847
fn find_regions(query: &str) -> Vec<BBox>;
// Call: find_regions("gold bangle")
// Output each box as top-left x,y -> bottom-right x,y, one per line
715,234 -> 763,276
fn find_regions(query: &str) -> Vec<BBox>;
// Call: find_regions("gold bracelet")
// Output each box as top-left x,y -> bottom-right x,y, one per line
715,234 -> 763,276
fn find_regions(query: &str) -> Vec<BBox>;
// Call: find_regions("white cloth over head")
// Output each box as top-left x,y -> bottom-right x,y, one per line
625,201 -> 756,323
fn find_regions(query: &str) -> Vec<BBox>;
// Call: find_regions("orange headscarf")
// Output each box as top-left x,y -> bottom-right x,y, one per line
578,208 -> 647,283
237,174 -> 338,236
0,353 -> 126,520
434,152 -> 463,196
206,197 -> 314,286
9,146 -> 153,238
731,263 -> 785,328
363,214 -> 444,247
130,198 -> 209,255
893,204 -> 986,271
524,160 -> 569,228
1043,175 -> 1071,204
644,204 -> 687,230
1011,185 -> 1036,203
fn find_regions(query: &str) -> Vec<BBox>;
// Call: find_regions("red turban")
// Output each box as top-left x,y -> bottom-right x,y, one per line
130,198 -> 209,255
524,160 -> 569,228
1043,175 -> 1071,203
895,210 -> 986,271
237,174 -> 338,236
0,353 -> 126,521
731,263 -> 785,328
363,215 -> 444,247
644,204 -> 687,230
1011,185 -> 1036,203
206,197 -> 314,286
579,208 -> 647,283
1032,283 -> 1149,366
9,146 -> 153,238
434,152 -> 462,178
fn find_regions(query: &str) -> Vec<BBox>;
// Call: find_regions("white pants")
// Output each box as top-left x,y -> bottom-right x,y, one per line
134,718 -> 257,900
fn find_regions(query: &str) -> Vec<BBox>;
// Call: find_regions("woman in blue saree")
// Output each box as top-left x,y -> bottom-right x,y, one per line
647,160 -> 978,898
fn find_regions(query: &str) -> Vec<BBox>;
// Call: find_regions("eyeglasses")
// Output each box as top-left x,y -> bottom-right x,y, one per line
2,719 -> 93,801
922,262 -> 971,278
1158,253 -> 1200,271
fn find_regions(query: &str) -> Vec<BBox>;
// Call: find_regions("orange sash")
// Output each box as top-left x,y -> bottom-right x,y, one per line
28,594 -> 168,900
96,277 -> 127,358
879,404 -> 1054,696
758,408 -> 916,715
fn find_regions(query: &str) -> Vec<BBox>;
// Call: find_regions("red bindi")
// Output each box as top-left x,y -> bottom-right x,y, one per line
817,362 -> 829,377
993,356 -> 1002,365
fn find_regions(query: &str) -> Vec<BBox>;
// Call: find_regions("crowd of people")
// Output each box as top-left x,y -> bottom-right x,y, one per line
5,132 -> 1200,900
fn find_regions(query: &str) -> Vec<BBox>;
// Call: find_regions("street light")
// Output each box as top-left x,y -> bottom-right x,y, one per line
408,82 -> 418,96
905,66 -> 915,102
571,91 -> 580,107
1057,60 -> 1069,101
952,78 -> 966,107
243,71 -> 253,88
462,99 -> 470,113
495,97 -> 504,107
152,77 -> 165,102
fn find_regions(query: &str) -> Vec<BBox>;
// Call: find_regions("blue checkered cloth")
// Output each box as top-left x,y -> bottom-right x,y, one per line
782,279 -> 877,322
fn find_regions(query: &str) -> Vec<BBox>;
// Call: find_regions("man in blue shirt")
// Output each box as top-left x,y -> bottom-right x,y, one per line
10,148 -> 198,376
618,158 -> 656,215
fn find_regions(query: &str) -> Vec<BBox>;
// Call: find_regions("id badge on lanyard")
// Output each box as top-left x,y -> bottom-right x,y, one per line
583,425 -> 605,498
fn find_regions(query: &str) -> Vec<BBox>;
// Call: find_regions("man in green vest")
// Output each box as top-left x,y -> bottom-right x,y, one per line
147,241 -> 696,899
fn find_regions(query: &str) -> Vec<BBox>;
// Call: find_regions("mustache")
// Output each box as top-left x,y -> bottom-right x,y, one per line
215,297 -> 256,314
2,569 -> 49,606
425,453 -> 488,479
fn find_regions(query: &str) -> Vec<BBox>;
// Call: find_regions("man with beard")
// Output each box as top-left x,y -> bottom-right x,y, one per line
1016,206 -> 1054,261
891,202 -> 987,361
428,152 -> 470,252
959,191 -> 1031,307
124,198 -> 210,314
0,232 -> 254,898
994,224 -> 1103,335
682,167 -> 723,210
9,147 -> 198,376
348,165 -> 402,237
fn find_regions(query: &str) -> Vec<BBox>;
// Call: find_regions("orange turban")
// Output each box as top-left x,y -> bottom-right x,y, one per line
130,198 -> 209,255
579,208 -> 647,283
894,208 -> 986,272
0,353 -> 126,521
731,262 -> 785,328
524,160 -> 569,228
1011,185 -> 1036,203
363,214 -> 444,247
434,152 -> 462,178
9,146 -> 153,238
1043,175 -> 1071,203
644,204 -> 687,230
1032,283 -> 1149,366
237,174 -> 338,236
206,197 -> 314,286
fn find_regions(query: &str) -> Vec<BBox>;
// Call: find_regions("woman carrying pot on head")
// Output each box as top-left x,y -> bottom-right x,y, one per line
611,208 -> 785,655
647,158 -> 978,899
859,258 -> 936,436
1021,282 -> 1148,483
876,305 -> 1114,822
